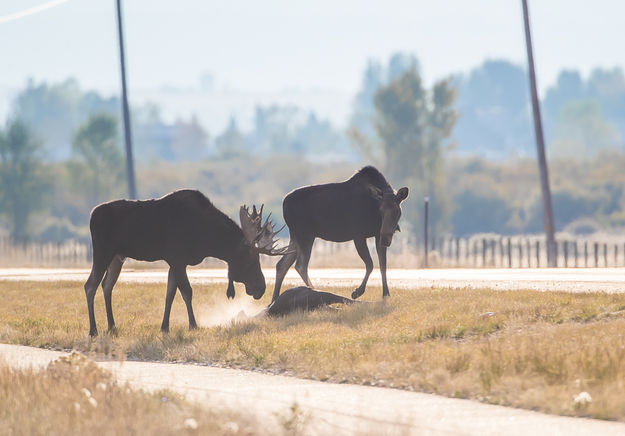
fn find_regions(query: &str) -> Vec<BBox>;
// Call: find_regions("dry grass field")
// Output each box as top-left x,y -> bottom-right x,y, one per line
0,353 -> 258,436
2,279 -> 625,421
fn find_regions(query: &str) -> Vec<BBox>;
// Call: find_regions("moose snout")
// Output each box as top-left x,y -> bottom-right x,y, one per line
246,281 -> 266,300
381,234 -> 393,247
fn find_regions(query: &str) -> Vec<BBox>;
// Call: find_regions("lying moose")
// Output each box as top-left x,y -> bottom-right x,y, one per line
273,166 -> 408,301
84,189 -> 288,336
264,286 -> 356,317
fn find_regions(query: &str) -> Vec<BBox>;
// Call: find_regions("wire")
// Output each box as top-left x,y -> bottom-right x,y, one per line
0,0 -> 71,25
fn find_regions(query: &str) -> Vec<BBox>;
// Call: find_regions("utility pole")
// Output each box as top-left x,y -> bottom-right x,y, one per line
521,0 -> 556,267
116,0 -> 137,199
424,196 -> 429,268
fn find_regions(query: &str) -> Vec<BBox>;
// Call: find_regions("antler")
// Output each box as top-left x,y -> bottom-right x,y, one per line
239,204 -> 292,256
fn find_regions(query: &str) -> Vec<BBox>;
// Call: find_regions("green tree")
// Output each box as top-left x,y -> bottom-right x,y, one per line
360,67 -> 457,235
13,78 -> 119,160
549,100 -> 621,158
69,113 -> 124,207
215,117 -> 246,159
454,60 -> 533,159
0,119 -> 49,243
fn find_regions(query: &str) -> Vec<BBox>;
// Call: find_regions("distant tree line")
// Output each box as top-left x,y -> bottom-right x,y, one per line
1,54 -> 624,244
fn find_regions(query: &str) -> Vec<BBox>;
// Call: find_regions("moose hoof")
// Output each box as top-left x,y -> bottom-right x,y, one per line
351,288 -> 364,299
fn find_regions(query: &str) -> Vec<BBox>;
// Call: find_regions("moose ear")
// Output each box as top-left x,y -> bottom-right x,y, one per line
366,185 -> 384,201
396,187 -> 409,202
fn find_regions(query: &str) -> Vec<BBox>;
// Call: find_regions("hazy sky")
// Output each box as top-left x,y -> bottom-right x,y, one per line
1,0 -> 624,93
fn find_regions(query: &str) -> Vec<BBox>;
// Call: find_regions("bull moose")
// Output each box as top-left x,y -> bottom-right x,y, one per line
273,166 -> 408,301
84,189 -> 288,336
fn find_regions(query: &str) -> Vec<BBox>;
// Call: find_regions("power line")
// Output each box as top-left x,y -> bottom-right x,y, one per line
0,0 -> 70,25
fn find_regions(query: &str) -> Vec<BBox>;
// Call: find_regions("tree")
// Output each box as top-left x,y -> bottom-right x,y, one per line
352,65 -> 457,236
0,119 -> 49,243
215,117 -> 246,159
13,78 -> 119,160
69,114 -> 124,207
543,67 -> 625,148
549,100 -> 622,158
350,53 -> 420,140
451,190 -> 513,236
453,60 -> 533,159
170,116 -> 210,161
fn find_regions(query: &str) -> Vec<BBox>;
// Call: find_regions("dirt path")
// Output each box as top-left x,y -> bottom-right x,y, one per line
2,344 -> 624,436
1,267 -> 624,293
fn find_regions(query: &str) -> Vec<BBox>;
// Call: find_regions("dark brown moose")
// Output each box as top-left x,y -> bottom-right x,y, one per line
84,189 -> 288,336
264,286 -> 356,317
273,166 -> 408,301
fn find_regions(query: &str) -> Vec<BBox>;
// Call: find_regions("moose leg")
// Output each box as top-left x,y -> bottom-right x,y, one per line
101,255 -> 124,332
172,265 -> 198,330
272,240 -> 298,302
226,278 -> 236,299
84,252 -> 113,337
375,237 -> 390,298
294,237 -> 314,288
160,267 -> 178,333
352,238 -> 373,299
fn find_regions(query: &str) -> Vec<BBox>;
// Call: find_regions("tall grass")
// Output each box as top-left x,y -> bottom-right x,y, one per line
0,353 -> 257,435
2,280 -> 625,420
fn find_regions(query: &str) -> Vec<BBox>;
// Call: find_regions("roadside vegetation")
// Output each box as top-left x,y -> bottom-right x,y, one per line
0,352 -> 257,436
2,280 -> 625,421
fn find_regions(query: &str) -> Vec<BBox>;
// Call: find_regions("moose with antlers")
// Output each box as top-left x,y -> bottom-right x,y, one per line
83,189 -> 288,336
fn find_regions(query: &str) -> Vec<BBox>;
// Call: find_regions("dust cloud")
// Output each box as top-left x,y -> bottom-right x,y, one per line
195,297 -> 266,327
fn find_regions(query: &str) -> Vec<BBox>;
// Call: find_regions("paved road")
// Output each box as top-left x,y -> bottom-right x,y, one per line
2,343 -> 624,436
1,267 -> 624,293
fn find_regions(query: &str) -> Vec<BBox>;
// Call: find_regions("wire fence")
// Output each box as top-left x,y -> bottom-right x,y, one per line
1,233 -> 624,269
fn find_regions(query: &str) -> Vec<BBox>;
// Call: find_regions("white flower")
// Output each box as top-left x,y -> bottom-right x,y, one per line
573,391 -> 592,406
184,418 -> 198,430
224,421 -> 239,433
81,388 -> 92,398
96,382 -> 107,391
88,397 -> 98,408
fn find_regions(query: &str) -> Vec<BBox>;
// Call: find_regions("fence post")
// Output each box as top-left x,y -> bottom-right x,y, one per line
554,241 -> 558,268
423,196 -> 429,268
594,242 -> 599,268
507,237 -> 512,268
455,237 -> 460,266
614,244 -> 618,267
604,243 -> 608,267
535,240 -> 540,268
584,241 -> 589,267
574,241 -> 579,268
481,239 -> 487,267
563,241 -> 568,268
473,239 -> 479,267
